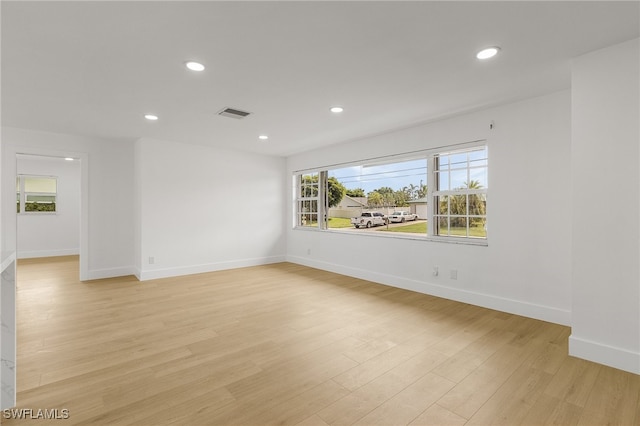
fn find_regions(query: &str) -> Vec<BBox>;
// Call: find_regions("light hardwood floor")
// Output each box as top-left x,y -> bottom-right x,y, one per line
4,256 -> 639,425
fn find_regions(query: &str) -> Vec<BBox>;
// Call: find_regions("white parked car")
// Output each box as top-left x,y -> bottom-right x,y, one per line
388,211 -> 418,223
350,212 -> 387,228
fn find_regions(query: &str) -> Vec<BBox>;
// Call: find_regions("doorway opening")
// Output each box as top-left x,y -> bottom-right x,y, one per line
16,154 -> 82,266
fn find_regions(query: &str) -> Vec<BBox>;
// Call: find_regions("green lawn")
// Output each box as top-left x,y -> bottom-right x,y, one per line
324,217 -> 486,238
380,222 -> 426,233
300,217 -> 361,228
379,221 -> 486,238
327,217 -> 354,228
446,226 -> 487,238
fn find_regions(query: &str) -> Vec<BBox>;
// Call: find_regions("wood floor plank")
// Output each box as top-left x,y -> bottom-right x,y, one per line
436,341 -> 530,419
353,372 -> 456,426
17,353 -> 174,408
239,380 -> 350,426
295,414 -> 332,426
408,403 -> 467,426
3,256 -> 638,425
332,329 -> 444,391
543,357 -> 602,407
431,326 -> 516,384
519,393 -> 583,426
465,366 -> 553,425
317,349 -> 450,425
576,366 -> 640,426
86,382 -> 236,425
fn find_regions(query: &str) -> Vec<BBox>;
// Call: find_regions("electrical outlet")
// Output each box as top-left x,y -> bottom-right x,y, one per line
433,266 -> 439,277
450,269 -> 457,280
149,256 -> 155,265
307,248 -> 311,255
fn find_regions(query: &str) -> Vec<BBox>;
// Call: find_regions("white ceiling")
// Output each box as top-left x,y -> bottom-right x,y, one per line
2,1 -> 638,157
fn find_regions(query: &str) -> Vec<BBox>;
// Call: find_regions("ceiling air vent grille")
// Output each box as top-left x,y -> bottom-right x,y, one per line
218,107 -> 251,119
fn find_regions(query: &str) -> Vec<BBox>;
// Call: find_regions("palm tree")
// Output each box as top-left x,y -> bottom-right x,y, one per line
417,183 -> 427,198
446,180 -> 485,228
465,180 -> 483,190
465,180 -> 486,226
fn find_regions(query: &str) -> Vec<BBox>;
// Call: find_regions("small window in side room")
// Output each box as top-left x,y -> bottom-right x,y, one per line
17,175 -> 58,213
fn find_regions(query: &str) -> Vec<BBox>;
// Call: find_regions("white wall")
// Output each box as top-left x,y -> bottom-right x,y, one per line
134,138 -> 287,280
16,156 -> 81,259
570,38 -> 640,374
0,6 -> 11,405
287,90 -> 572,326
1,127 -> 135,280
133,139 -> 142,278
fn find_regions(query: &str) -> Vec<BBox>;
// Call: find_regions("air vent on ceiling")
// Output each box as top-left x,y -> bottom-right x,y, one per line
218,107 -> 251,119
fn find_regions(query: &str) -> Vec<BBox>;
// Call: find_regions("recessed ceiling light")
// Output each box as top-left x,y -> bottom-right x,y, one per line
258,135 -> 269,140
476,47 -> 500,60
330,106 -> 344,113
64,157 -> 74,161
185,61 -> 205,71
144,114 -> 159,121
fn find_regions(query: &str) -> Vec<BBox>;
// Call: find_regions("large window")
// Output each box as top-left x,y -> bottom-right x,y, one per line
16,175 -> 57,213
293,142 -> 488,243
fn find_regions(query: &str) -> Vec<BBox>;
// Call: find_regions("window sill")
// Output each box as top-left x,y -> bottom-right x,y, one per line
292,226 -> 488,246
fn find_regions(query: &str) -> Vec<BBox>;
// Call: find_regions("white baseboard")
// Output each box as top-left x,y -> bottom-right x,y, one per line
138,255 -> 286,281
17,249 -> 79,259
286,255 -> 571,326
85,266 -> 137,281
569,335 -> 640,375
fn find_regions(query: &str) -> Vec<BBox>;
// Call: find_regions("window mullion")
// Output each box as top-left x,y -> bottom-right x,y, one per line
427,156 -> 436,236
319,171 -> 328,230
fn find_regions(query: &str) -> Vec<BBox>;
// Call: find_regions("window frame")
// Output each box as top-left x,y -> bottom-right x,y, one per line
293,140 -> 488,245
429,145 -> 488,242
293,171 -> 329,229
16,174 -> 58,214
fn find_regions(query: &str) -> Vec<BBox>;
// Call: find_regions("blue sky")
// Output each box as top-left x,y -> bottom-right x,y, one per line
328,148 -> 488,194
329,159 -> 427,194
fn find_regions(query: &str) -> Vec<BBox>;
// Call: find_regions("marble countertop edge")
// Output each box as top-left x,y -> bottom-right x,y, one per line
1,252 -> 16,273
